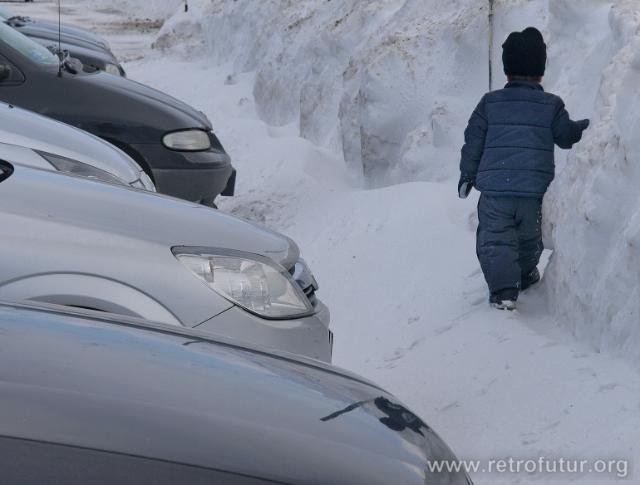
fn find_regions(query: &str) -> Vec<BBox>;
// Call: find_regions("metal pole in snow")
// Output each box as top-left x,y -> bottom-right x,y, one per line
185,0 -> 189,12
488,0 -> 494,91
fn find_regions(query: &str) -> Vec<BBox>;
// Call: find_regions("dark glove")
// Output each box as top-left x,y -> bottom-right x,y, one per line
577,119 -> 590,131
458,175 -> 475,199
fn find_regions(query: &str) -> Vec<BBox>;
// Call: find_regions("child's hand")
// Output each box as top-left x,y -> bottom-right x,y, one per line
578,119 -> 590,131
458,175 -> 475,199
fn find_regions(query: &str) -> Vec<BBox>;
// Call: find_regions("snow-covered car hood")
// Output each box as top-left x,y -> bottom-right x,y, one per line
31,37 -> 119,68
0,102 -> 142,185
4,163 -> 297,268
8,17 -> 110,52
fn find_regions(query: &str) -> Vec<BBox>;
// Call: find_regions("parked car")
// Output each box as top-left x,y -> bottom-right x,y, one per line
0,22 -> 235,206
0,301 -> 472,485
0,4 -> 125,75
0,100 -> 154,190
0,159 -> 329,361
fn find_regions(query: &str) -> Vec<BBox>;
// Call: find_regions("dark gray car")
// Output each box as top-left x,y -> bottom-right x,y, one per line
0,301 -> 473,485
0,4 -> 125,75
0,21 -> 235,205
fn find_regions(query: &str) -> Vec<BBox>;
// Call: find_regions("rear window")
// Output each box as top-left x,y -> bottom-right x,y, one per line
0,21 -> 58,66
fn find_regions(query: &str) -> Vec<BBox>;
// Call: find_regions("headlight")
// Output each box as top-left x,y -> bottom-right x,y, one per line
162,129 -> 211,151
104,63 -> 121,76
173,248 -> 314,319
37,151 -> 126,186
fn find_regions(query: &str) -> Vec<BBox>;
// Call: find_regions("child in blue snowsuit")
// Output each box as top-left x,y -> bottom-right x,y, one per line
459,27 -> 589,310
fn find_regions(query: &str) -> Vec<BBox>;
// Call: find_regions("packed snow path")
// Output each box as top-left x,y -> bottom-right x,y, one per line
12,1 -> 640,483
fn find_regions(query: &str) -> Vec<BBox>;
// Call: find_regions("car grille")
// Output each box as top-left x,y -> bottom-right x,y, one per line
303,284 -> 317,306
288,260 -> 318,308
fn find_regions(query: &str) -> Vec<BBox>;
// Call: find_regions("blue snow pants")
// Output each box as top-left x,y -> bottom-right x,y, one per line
476,194 -> 544,294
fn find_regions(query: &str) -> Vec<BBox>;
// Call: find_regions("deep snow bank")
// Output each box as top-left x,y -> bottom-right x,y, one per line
151,0 -> 640,364
154,0 -> 489,187
544,0 -> 640,364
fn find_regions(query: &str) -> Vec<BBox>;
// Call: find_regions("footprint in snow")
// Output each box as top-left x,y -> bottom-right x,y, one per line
434,324 -> 455,335
383,338 -> 425,363
467,267 -> 482,278
598,382 -> 619,392
438,401 -> 460,413
539,420 -> 561,431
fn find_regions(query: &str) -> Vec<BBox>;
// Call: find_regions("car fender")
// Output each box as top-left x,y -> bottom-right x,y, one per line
0,273 -> 181,326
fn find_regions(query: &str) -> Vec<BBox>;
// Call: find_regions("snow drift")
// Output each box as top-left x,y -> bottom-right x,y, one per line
153,0 -> 490,187
544,0 -> 640,364
150,0 -> 640,365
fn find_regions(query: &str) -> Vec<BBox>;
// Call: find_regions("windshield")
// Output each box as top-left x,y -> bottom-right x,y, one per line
0,7 -> 12,20
0,22 -> 58,66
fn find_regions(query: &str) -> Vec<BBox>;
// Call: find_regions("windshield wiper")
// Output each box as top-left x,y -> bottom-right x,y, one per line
7,15 -> 31,25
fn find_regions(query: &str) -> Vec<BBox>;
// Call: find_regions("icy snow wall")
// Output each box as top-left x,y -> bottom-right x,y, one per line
152,0 -> 640,364
543,0 -> 640,364
154,0 -> 490,187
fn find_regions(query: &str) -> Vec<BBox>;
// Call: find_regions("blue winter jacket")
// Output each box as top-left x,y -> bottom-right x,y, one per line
460,81 -> 584,197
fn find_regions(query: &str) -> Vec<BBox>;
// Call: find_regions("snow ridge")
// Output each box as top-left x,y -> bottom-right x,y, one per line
545,0 -> 640,364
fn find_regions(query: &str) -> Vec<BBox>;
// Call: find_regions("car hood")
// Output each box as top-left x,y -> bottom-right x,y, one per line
4,163 -> 298,268
30,37 -> 118,65
80,71 -> 211,129
0,102 -> 141,184
0,302 -> 468,485
10,18 -> 110,52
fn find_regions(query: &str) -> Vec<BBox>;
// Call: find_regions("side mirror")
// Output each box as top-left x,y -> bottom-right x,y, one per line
0,64 -> 11,81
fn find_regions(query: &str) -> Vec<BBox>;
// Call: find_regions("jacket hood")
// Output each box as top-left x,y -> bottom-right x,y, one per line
3,163 -> 297,267
0,302 -> 468,485
0,102 -> 141,184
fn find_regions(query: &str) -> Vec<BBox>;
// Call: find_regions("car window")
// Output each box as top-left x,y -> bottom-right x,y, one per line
0,436 -> 282,485
0,22 -> 58,66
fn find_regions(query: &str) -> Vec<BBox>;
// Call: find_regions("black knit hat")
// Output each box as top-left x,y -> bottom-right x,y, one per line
502,27 -> 547,77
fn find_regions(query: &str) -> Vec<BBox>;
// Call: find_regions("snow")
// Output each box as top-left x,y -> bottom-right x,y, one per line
123,58 -> 640,485
12,0 -> 640,483
148,0 -> 640,369
152,0 -> 489,187
84,0 -> 183,22
544,1 -> 640,366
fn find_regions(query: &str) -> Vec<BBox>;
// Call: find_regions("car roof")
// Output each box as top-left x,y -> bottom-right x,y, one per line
0,301 -> 440,485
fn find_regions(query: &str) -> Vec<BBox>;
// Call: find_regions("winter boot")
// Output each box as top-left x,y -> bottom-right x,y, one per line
521,267 -> 540,291
490,288 -> 518,311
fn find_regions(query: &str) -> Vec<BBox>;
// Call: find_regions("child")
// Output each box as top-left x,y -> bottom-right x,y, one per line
458,27 -> 589,310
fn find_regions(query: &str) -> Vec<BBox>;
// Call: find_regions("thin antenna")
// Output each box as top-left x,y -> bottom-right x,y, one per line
57,0 -> 62,77
488,0 -> 494,91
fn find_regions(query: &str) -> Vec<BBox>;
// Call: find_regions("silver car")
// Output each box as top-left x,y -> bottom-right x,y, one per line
0,101 -> 154,190
0,155 -> 332,361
